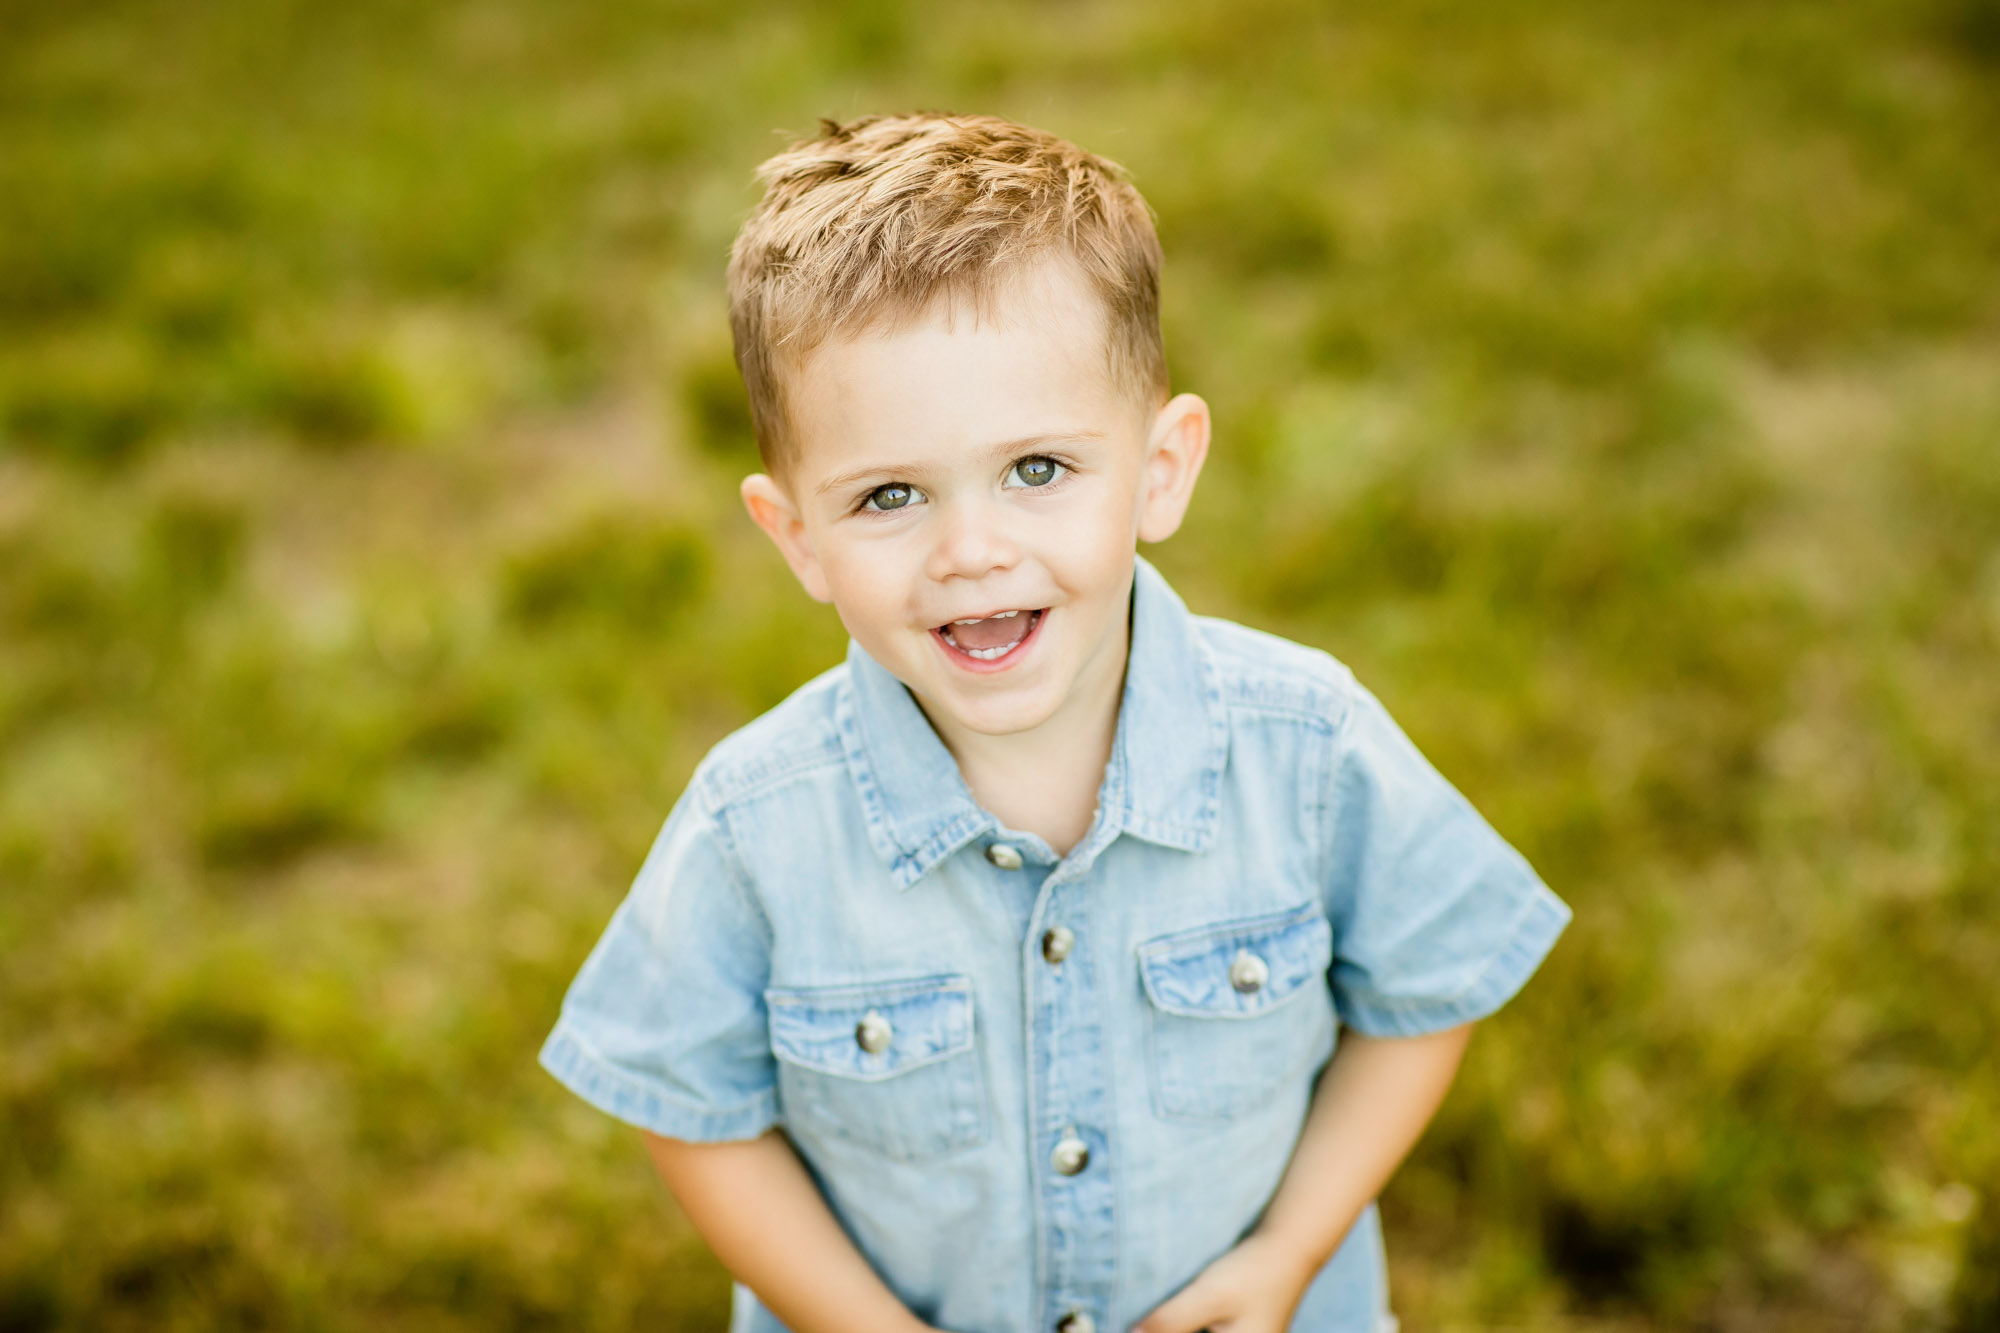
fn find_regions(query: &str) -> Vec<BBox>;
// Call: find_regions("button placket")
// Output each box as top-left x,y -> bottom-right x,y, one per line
1025,865 -> 1117,1333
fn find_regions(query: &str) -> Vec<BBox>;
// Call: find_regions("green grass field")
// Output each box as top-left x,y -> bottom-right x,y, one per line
3,1 -> 1998,1328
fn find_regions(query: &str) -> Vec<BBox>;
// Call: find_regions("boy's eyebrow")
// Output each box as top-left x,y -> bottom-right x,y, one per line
813,429 -> 1108,498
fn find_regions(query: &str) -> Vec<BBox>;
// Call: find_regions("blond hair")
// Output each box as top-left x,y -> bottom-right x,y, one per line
726,112 -> 1169,473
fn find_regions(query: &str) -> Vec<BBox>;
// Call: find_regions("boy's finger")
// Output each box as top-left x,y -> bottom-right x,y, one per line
1131,1276 -> 1225,1333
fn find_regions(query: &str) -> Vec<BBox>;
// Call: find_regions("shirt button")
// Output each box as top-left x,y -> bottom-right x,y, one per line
985,843 -> 1024,870
1051,1130 -> 1090,1177
1229,949 -> 1269,994
1055,1312 -> 1095,1333
854,1009 -> 893,1054
1041,924 -> 1075,964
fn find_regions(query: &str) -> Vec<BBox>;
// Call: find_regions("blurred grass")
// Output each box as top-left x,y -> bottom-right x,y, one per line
3,0 -> 1999,1328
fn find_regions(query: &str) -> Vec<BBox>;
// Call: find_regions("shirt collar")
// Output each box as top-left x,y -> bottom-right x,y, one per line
836,553 -> 1229,889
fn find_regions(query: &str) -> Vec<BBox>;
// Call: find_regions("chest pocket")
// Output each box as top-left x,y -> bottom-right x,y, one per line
765,974 -> 989,1161
1137,902 -> 1337,1122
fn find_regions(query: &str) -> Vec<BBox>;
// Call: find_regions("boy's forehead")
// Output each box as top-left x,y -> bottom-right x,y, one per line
781,261 -> 1134,482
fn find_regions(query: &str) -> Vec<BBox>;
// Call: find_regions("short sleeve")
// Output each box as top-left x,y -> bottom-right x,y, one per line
538,786 -> 779,1141
1321,680 -> 1571,1038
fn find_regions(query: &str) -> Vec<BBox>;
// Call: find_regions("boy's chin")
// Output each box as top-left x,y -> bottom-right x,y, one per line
910,679 -> 1066,740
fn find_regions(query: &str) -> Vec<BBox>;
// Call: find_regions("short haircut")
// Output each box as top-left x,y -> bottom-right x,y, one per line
727,112 -> 1170,475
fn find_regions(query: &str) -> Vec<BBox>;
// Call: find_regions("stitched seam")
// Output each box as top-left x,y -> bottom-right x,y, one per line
706,802 -> 775,947
546,1026 -> 775,1122
1317,712 -> 1337,915
1343,887 -> 1561,1013
1137,899 -> 1326,956
764,974 -> 973,1007
1224,696 -> 1340,724
700,744 -> 848,815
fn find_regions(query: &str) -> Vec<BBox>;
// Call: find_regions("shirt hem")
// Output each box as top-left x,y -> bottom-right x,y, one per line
1334,883 -> 1571,1038
539,1024 -> 779,1141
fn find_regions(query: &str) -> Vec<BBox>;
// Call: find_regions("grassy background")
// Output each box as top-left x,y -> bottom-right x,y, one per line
4,0 -> 1998,1328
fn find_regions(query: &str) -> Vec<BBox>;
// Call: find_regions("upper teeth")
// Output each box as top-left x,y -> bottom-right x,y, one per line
954,610 -> 1020,625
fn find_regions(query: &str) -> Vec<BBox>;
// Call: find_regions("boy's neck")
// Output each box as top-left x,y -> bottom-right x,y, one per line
912,601 -> 1132,859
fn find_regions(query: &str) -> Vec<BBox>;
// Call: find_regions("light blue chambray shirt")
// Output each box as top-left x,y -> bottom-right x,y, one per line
541,554 -> 1570,1333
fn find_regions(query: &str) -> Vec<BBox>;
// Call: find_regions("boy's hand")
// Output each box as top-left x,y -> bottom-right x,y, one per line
1134,1024 -> 1476,1332
651,1024 -> 1467,1333
1130,1231 -> 1317,1333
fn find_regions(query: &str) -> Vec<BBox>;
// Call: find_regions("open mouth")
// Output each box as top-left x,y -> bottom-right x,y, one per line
931,607 -> 1047,665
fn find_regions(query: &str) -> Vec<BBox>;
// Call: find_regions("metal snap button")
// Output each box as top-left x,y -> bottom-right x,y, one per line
1055,1311 -> 1095,1333
854,1009 -> 892,1054
1051,1130 -> 1090,1177
1041,924 -> 1074,964
985,843 -> 1024,870
1229,949 -> 1268,994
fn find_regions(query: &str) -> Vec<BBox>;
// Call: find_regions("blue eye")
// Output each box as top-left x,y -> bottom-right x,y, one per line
863,482 -> 923,512
1007,456 -> 1064,488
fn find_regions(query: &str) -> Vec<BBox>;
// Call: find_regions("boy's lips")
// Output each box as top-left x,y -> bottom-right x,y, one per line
930,607 -> 1047,671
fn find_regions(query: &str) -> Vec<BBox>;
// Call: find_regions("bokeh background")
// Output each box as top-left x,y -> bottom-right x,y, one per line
4,1 -> 1998,1329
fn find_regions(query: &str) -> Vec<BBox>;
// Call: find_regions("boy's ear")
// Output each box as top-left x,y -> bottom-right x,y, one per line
740,473 -> 834,603
1135,392 -> 1211,544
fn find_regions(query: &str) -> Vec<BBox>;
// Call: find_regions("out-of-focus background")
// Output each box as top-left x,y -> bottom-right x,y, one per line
4,1 -> 1997,1328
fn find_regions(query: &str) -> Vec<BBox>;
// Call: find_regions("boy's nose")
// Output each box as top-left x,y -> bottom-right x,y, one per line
924,498 -> 1021,583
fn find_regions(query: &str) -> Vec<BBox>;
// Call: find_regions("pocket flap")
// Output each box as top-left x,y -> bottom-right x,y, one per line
1138,903 -> 1332,1019
765,974 -> 974,1081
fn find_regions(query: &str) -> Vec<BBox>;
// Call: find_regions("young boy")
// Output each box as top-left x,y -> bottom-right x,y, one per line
540,113 -> 1570,1333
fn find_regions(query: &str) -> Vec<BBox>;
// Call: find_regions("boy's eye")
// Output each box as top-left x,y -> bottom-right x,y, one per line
862,482 -> 923,512
1006,456 -> 1064,489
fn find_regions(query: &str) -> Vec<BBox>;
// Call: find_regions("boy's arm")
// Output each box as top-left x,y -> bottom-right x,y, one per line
644,1129 -> 941,1333
1135,1022 -> 1475,1333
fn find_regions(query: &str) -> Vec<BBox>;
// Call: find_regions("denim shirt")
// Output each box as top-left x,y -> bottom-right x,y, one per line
540,555 -> 1570,1333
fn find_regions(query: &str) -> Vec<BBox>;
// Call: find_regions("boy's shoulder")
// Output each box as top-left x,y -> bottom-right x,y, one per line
683,662 -> 852,814
1189,611 -> 1364,732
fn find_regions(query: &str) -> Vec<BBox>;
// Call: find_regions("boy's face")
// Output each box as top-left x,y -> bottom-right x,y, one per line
740,260 -> 1209,746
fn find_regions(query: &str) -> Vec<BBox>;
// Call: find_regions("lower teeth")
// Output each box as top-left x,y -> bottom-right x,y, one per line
944,611 -> 1037,660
